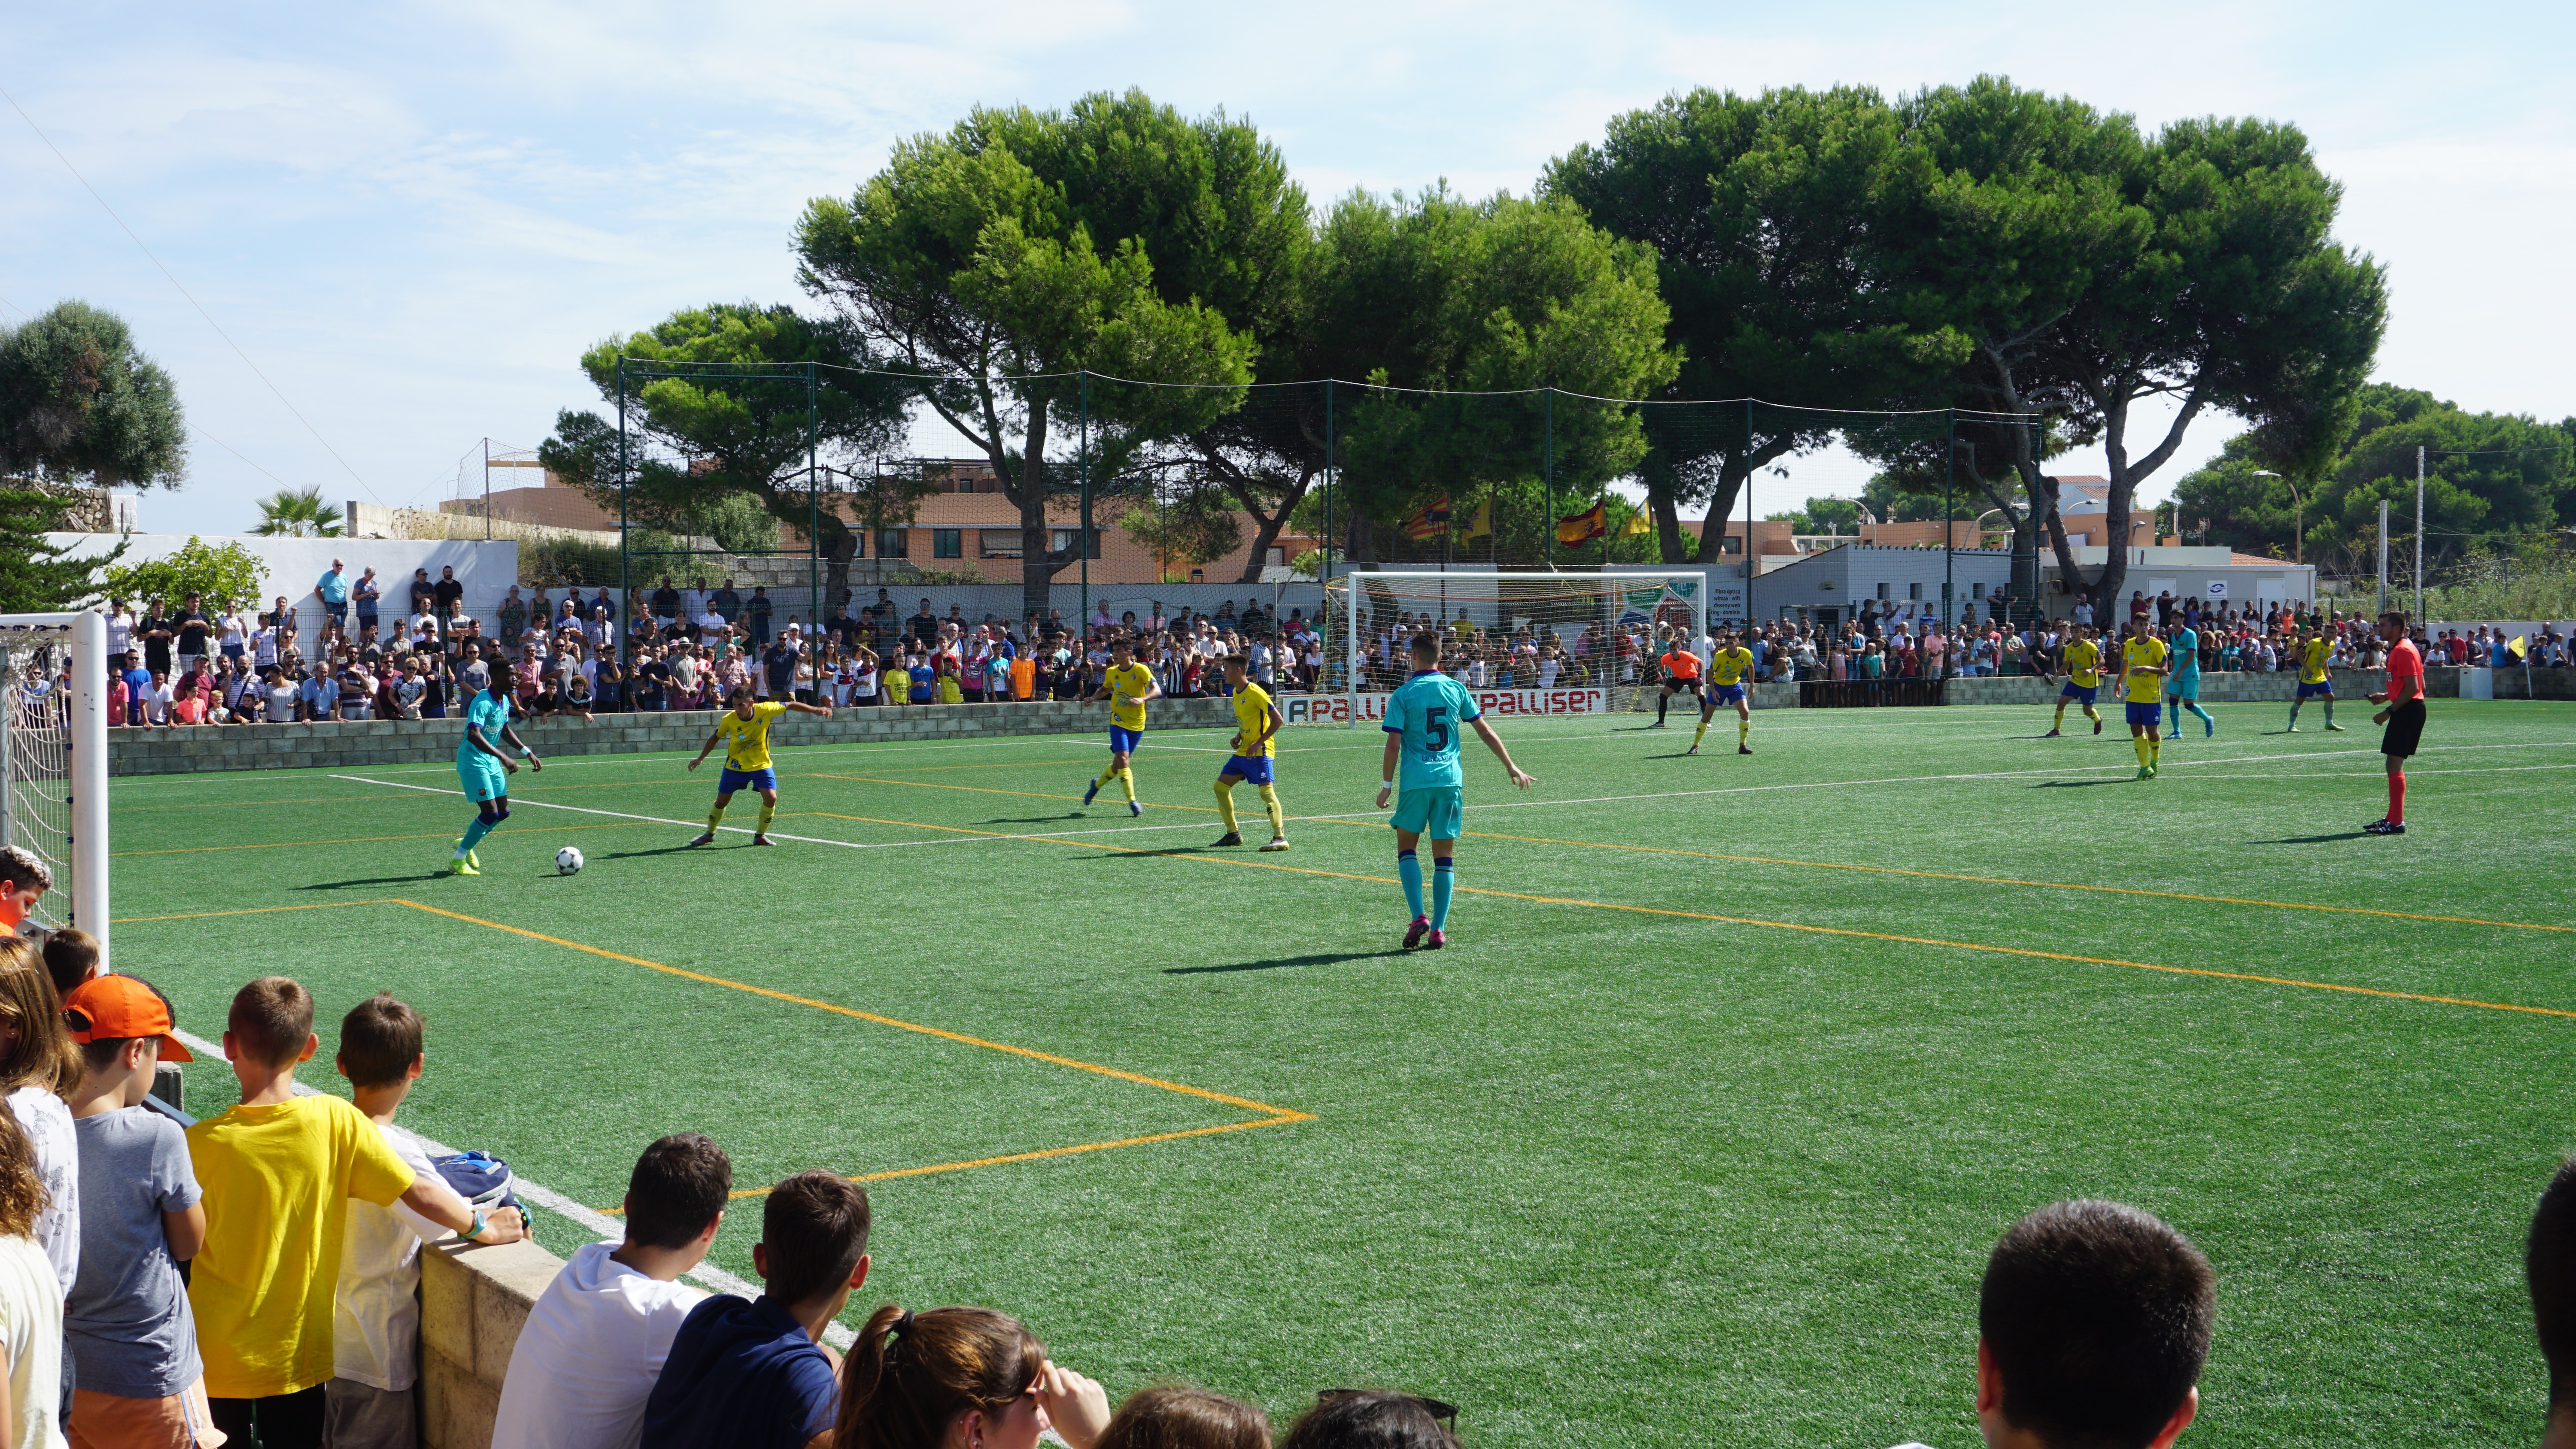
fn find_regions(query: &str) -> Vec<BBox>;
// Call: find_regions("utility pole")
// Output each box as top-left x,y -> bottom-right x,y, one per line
2414,445 -> 2425,624
2376,498 -> 2389,618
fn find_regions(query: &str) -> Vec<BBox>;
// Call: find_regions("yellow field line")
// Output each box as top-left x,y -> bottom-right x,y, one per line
116,896 -> 1311,1194
388,900 -> 1308,1118
820,769 -> 2569,934
112,820 -> 649,857
807,808 -> 2576,1022
1451,830 -> 2576,934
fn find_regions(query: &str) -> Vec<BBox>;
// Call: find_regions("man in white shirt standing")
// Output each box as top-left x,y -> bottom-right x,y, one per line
492,1134 -> 730,1449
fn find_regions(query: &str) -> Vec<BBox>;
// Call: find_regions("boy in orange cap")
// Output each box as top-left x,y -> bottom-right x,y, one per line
62,974 -> 216,1448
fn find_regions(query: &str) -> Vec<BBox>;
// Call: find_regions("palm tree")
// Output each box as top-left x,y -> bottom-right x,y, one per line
254,486 -> 344,538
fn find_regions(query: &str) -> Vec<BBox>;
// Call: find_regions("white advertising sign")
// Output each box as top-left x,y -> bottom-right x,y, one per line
1281,688 -> 1607,725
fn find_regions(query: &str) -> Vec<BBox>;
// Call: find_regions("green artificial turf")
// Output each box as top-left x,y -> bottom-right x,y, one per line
108,697 -> 2576,1447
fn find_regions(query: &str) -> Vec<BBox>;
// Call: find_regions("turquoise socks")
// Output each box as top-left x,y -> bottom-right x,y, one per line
458,815 -> 497,855
1398,849 -> 1425,920
1431,857 -> 1455,929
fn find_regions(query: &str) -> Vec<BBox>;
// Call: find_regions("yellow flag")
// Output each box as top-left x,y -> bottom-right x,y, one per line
1617,509 -> 1651,537
1463,494 -> 1493,539
2511,634 -> 2529,660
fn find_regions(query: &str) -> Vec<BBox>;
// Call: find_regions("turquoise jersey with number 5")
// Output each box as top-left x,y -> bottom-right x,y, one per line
1384,670 -> 1481,791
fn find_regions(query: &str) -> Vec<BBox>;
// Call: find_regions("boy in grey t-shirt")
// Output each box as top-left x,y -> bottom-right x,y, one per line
64,975 -> 208,1431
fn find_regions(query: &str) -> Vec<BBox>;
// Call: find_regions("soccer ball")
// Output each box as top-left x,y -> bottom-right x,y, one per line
554,846 -> 585,876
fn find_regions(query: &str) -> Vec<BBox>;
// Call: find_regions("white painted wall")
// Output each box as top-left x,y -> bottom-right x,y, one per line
46,533 -> 520,638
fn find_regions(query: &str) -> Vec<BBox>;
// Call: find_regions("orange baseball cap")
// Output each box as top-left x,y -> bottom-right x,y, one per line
63,976 -> 194,1062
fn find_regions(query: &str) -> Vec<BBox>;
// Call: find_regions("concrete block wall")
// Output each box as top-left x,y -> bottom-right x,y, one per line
420,1238 -> 562,1449
1941,667 -> 2401,708
107,697 -> 1246,776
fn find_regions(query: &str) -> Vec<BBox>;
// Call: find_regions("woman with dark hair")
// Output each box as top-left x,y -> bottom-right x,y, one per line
833,1304 -> 1106,1449
1279,1391 -> 1459,1449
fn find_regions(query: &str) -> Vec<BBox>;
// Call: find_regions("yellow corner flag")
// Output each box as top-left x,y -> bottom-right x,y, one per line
1463,494 -> 1493,539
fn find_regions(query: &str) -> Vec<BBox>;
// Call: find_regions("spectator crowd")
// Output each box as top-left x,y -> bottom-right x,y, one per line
26,555 -> 2569,731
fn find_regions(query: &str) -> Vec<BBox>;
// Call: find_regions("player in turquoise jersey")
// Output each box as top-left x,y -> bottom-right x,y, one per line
1376,631 -> 1535,949
2165,623 -> 2215,738
449,665 -> 543,875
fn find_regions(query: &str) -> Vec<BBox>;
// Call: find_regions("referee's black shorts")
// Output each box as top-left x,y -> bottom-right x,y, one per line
2381,698 -> 2427,758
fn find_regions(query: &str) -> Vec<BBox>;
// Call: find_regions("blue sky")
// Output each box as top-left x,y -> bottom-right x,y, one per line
4,1 -> 2569,535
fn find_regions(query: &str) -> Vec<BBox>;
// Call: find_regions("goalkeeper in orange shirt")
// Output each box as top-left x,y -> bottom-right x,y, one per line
1651,636 -> 1704,728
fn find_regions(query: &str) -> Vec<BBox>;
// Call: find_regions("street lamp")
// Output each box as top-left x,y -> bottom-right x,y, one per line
2253,470 -> 2302,564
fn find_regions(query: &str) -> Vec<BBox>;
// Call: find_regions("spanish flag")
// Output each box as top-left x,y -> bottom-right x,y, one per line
1462,494 -> 1493,540
1401,496 -> 1452,540
1556,500 -> 1607,547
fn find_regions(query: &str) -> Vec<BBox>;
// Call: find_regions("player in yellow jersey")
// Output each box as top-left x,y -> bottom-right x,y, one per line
1210,654 -> 1289,851
686,683 -> 833,846
2284,624 -> 2344,732
1082,637 -> 1161,817
2044,625 -> 2105,737
1688,629 -> 1756,755
2117,624 -> 2170,778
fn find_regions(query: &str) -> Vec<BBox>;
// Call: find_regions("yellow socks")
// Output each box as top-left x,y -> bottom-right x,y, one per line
1257,783 -> 1283,836
1118,767 -> 1136,803
2132,737 -> 2152,767
1215,783 -> 1239,831
2149,739 -> 2161,766
756,801 -> 775,834
1738,717 -> 1750,744
2053,705 -> 2068,728
706,804 -> 726,832
1692,720 -> 1710,748
1096,765 -> 1117,788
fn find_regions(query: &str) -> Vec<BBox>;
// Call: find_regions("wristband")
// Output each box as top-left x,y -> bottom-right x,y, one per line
464,1209 -> 488,1242
1382,780 -> 1394,791
521,748 -> 537,760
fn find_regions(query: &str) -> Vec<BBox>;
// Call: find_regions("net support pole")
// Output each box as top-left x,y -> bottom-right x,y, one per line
1344,571 -> 1359,728
1743,399 -> 1756,628
1321,379 -> 1335,591
1943,410 -> 1956,634
1079,372 -> 1091,641
2376,498 -> 2389,618
616,358 -> 631,658
1543,388 -> 1554,570
70,610 -> 107,972
2413,445 -> 2424,624
808,362 -> 820,633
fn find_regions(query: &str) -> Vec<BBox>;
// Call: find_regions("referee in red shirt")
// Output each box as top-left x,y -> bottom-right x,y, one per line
2365,611 -> 2426,835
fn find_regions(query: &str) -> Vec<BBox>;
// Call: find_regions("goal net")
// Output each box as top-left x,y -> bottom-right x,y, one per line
0,615 -> 109,964
1303,571 -> 1707,726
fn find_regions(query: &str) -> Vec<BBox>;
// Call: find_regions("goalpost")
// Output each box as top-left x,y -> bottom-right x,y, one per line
1309,571 -> 1709,727
0,614 -> 109,968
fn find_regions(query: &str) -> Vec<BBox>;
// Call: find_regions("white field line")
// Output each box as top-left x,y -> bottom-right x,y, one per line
124,700 -> 2341,785
327,773 -> 1241,850
167,1026 -> 856,1349
331,737 -> 2576,853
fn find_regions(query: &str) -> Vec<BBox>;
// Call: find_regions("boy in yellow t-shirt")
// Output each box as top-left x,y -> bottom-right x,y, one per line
188,977 -> 522,1446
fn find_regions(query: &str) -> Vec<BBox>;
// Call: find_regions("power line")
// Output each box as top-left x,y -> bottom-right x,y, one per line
0,81 -> 384,505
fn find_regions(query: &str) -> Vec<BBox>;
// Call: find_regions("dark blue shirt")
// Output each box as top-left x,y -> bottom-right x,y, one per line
641,1294 -> 836,1449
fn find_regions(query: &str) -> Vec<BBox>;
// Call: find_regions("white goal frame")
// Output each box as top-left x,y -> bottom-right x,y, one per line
1328,570 -> 1709,727
0,613 -> 109,969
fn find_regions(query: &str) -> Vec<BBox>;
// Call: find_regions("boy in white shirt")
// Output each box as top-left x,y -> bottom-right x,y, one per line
491,1134 -> 729,1449
328,993 -> 492,1449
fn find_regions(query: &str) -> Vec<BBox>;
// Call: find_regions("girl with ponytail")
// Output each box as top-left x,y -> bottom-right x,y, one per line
834,1304 -> 1108,1449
